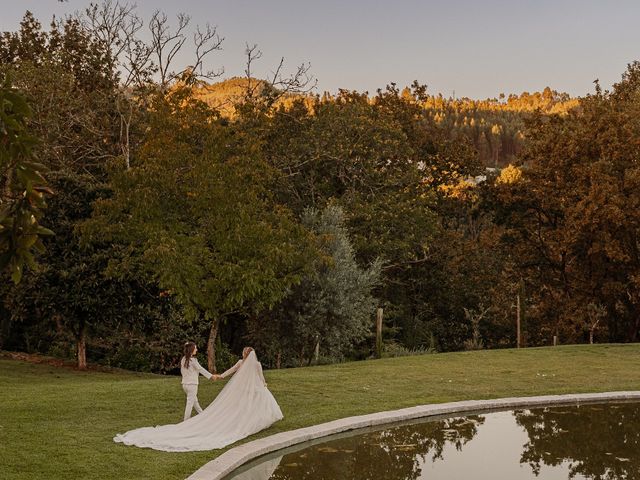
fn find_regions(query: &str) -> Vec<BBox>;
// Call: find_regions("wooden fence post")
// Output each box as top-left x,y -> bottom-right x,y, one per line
376,308 -> 383,359
516,293 -> 521,348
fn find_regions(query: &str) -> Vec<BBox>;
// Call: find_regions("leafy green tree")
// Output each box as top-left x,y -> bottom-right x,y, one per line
2,172 -> 185,370
493,62 -> 640,343
0,80 -> 52,283
83,87 -> 315,371
0,12 -> 137,368
0,11 -> 120,177
248,84 -> 484,352
248,205 -> 381,367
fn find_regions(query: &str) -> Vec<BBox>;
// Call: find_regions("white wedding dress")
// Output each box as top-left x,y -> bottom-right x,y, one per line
113,351 -> 283,451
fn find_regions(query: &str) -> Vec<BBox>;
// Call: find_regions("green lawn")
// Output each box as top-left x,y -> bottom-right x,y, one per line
2,344 -> 640,479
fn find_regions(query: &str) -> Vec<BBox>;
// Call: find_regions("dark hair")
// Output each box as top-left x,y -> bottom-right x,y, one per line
183,342 -> 196,368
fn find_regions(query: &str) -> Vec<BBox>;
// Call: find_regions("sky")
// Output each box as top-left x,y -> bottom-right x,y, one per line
2,0 -> 640,99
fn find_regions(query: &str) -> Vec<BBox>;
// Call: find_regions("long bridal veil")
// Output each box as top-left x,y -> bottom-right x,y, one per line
114,351 -> 283,452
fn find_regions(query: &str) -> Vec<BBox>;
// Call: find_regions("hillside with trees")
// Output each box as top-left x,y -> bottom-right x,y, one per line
193,79 -> 578,167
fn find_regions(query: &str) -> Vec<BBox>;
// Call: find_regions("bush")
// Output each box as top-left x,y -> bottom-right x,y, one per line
381,340 -> 436,358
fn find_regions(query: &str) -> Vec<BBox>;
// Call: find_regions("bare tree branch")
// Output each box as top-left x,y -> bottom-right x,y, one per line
270,57 -> 316,95
147,10 -> 224,90
244,43 -> 263,101
148,10 -> 189,89
80,1 -> 154,88
191,23 -> 224,82
242,43 -> 316,108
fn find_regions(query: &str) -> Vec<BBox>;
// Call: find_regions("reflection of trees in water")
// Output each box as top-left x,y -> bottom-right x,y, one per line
270,415 -> 484,480
514,404 -> 640,479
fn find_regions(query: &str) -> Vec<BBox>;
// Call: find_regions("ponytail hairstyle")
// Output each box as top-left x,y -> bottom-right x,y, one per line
183,342 -> 197,368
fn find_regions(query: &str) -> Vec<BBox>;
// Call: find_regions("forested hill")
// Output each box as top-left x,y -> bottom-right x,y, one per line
195,78 -> 579,166
421,88 -> 579,166
192,77 -> 277,116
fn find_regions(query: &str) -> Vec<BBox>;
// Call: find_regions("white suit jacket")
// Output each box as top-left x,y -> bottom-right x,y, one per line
180,357 -> 212,385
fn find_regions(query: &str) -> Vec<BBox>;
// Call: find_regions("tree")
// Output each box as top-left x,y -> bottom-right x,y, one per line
1,170 -> 197,371
83,87 -> 315,372
0,80 -> 52,283
0,11 -> 120,177
248,83 -> 486,352
0,12 -> 127,367
1,6 -> 230,367
493,62 -> 640,343
79,1 -> 225,168
248,205 -> 381,367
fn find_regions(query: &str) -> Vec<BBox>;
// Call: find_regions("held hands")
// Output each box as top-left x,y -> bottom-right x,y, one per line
210,374 -> 222,381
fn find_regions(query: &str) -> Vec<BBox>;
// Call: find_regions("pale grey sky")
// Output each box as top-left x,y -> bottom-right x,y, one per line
2,0 -> 639,98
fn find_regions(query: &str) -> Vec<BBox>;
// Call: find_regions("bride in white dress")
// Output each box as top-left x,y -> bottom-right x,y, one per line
114,347 -> 283,452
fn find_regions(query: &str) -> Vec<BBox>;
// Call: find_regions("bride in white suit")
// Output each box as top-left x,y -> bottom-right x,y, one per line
114,347 -> 283,452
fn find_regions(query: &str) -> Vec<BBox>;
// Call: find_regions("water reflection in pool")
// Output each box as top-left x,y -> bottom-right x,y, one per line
226,402 -> 640,480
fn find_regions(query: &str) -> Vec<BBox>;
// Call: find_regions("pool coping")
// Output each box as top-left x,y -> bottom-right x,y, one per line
187,391 -> 640,480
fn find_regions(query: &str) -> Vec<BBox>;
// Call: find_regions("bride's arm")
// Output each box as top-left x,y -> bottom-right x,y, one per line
219,359 -> 243,378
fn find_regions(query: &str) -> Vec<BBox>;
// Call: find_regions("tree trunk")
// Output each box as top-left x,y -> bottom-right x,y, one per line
77,321 -> 87,370
123,116 -> 130,170
3,165 -> 13,201
308,338 -> 319,367
589,318 -> 600,344
117,93 -> 132,170
207,316 -> 219,374
0,300 -> 11,349
376,308 -> 383,358
276,351 -> 281,369
298,347 -> 305,367
0,317 -> 9,350
629,314 -> 640,342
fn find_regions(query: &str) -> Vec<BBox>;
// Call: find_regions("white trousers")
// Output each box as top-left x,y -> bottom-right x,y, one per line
182,384 -> 203,421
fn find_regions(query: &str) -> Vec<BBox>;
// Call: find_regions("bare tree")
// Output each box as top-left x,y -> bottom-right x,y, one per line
586,302 -> 606,344
148,10 -> 223,91
78,1 -> 225,168
243,43 -> 316,107
80,2 -> 153,169
463,305 -> 489,350
191,23 -> 225,82
81,1 -> 153,88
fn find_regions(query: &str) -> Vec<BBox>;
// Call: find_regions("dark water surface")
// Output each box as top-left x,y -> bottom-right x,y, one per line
226,402 -> 640,480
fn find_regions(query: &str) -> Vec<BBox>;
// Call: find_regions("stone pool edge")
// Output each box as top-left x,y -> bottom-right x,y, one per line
186,391 -> 640,480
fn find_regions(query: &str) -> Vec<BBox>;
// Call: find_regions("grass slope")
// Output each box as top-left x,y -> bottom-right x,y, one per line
1,344 -> 639,479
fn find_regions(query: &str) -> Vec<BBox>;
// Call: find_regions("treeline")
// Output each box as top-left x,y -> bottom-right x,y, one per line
1,5 -> 639,374
194,80 -> 578,167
